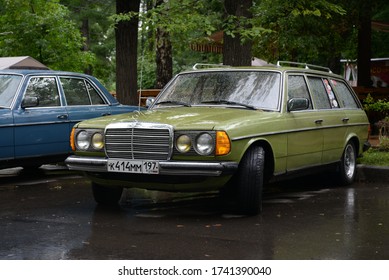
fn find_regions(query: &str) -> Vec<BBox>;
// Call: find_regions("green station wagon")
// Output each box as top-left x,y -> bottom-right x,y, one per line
66,62 -> 370,214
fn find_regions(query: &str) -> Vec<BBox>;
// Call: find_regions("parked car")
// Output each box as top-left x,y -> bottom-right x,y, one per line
66,62 -> 370,214
0,69 -> 141,169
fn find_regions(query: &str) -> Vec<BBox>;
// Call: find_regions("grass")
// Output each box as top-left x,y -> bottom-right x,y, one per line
358,148 -> 389,166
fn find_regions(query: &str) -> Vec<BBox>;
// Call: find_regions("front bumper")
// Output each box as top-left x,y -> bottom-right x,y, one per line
65,155 -> 239,177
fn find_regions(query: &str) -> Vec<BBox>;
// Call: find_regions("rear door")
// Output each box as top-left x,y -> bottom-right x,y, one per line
306,76 -> 348,164
60,76 -> 113,128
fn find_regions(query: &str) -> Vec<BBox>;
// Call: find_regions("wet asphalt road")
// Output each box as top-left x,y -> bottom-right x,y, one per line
0,165 -> 388,260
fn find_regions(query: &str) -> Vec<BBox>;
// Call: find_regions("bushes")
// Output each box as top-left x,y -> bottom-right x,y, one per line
376,116 -> 389,151
363,94 -> 389,135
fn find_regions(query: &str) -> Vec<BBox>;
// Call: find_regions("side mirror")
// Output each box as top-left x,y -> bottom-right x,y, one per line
287,98 -> 309,112
21,96 -> 39,109
146,97 -> 155,108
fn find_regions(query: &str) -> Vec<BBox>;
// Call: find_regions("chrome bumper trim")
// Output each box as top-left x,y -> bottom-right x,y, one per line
65,156 -> 238,176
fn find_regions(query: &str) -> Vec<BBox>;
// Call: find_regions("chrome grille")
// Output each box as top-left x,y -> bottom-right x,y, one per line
104,123 -> 172,160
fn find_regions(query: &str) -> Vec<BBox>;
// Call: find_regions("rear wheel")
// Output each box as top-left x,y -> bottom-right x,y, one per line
338,141 -> 357,185
236,146 -> 265,215
91,182 -> 123,206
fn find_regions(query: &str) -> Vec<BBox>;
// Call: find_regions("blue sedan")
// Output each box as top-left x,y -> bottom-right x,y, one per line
0,69 -> 141,169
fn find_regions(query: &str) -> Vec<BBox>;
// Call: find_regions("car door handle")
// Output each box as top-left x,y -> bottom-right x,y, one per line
315,119 -> 323,124
342,118 -> 349,123
101,113 -> 111,116
57,114 -> 68,120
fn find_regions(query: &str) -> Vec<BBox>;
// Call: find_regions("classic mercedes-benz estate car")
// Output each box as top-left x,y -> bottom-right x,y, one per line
66,62 -> 370,214
0,69 -> 140,170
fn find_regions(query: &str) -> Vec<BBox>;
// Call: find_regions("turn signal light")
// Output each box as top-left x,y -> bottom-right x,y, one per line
215,131 -> 231,156
70,127 -> 76,151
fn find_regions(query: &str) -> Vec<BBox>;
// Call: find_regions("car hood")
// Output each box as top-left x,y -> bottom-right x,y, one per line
76,106 -> 281,136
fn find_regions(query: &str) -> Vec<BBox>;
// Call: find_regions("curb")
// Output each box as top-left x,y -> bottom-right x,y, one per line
356,164 -> 389,183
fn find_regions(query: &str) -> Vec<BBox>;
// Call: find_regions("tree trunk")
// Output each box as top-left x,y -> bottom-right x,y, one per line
223,0 -> 252,66
357,0 -> 372,87
115,0 -> 140,105
155,27 -> 173,89
155,0 -> 173,89
81,18 -> 92,75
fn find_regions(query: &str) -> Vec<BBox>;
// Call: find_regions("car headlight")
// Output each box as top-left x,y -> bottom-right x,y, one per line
176,134 -> 192,153
76,130 -> 90,150
91,132 -> 104,150
195,133 -> 214,155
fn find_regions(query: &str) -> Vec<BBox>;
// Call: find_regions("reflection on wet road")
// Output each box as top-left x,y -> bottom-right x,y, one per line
0,166 -> 388,260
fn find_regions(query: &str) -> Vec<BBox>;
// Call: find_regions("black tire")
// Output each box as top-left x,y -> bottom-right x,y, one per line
91,182 -> 123,206
236,146 -> 265,215
338,141 -> 357,185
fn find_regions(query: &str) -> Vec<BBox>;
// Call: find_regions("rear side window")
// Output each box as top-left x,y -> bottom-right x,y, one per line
86,81 -> 105,105
61,77 -> 105,106
330,79 -> 360,109
308,77 -> 339,109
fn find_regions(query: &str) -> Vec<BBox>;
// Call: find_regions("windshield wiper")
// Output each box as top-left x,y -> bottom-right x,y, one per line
154,100 -> 191,107
201,100 -> 257,110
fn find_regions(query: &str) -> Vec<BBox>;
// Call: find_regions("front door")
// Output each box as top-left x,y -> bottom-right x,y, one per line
13,76 -> 70,159
285,74 -> 323,171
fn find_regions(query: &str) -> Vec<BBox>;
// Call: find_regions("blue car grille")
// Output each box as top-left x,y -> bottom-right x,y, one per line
104,123 -> 172,160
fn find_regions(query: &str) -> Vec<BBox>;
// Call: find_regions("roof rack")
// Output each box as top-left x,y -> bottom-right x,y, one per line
277,61 -> 332,73
192,63 -> 230,70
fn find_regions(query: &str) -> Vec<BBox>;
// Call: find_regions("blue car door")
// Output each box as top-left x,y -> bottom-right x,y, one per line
0,74 -> 23,162
60,76 -> 113,129
0,108 -> 14,161
13,76 -> 70,158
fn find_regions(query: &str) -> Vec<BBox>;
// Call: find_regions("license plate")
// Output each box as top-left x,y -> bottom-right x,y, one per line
107,159 -> 159,174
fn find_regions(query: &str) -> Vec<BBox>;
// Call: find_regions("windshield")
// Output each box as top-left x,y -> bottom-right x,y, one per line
155,71 -> 281,111
0,74 -> 23,108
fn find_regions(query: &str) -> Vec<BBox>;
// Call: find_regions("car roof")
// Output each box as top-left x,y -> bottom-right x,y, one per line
0,68 -> 94,78
186,61 -> 343,79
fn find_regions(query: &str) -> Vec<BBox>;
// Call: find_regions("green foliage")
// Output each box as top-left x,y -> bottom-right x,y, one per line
60,0 -> 116,88
2,0 -> 388,91
0,0 -> 95,72
363,94 -> 389,114
250,0 -> 347,66
358,148 -> 389,165
377,117 -> 389,151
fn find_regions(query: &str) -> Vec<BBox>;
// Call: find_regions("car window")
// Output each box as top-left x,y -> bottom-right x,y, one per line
307,77 -> 335,109
86,81 -> 105,105
287,75 -> 312,109
323,78 -> 339,108
61,77 -> 105,106
25,77 -> 60,107
158,71 -> 281,111
61,77 -> 90,105
0,74 -> 22,108
330,79 -> 359,109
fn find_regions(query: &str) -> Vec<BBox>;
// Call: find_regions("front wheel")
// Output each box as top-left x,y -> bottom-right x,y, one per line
236,146 -> 265,215
338,141 -> 357,185
91,182 -> 123,206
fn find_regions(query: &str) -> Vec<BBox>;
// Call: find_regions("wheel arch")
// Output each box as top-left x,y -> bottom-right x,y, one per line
345,134 -> 361,156
243,139 -> 275,182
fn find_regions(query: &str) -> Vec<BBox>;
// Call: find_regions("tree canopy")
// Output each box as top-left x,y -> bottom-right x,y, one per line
0,0 -> 94,72
1,0 -> 388,95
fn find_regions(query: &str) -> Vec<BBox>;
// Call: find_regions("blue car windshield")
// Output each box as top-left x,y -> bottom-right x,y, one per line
155,71 -> 281,111
0,74 -> 22,108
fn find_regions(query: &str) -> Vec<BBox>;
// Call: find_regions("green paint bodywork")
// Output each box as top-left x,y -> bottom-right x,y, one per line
69,67 -> 370,192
